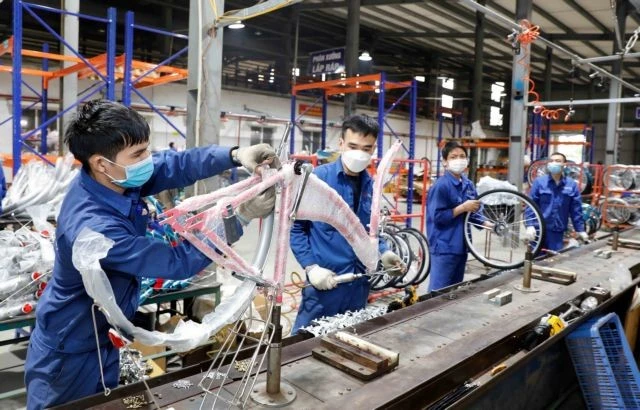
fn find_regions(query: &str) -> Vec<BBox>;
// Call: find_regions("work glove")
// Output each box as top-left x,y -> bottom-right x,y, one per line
380,250 -> 406,276
306,265 -> 337,290
236,186 -> 276,225
577,231 -> 589,242
525,226 -> 537,241
234,143 -> 281,173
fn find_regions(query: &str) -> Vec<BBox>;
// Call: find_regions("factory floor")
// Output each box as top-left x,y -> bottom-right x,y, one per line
0,220 -> 486,409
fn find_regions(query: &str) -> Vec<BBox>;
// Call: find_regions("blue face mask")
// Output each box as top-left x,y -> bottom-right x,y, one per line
547,162 -> 563,175
103,154 -> 154,188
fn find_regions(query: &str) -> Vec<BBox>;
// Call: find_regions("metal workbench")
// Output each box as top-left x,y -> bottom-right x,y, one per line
58,229 -> 640,409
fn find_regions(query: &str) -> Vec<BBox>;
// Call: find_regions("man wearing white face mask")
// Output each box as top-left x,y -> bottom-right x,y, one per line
524,152 -> 587,251
426,141 -> 491,291
290,114 -> 405,332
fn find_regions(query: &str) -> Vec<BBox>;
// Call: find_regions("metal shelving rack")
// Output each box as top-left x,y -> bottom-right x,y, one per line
4,0 -> 117,175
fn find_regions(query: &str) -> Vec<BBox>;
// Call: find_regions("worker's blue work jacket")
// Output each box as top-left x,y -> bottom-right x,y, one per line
525,174 -> 584,251
24,146 -> 236,409
426,171 -> 484,256
290,158 -> 386,332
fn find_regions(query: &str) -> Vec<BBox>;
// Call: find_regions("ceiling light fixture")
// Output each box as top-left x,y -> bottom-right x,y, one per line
229,20 -> 245,29
359,51 -> 372,62
415,75 -> 426,83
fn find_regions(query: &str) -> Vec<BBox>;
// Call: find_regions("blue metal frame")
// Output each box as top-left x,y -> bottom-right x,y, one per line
122,11 -> 189,139
40,43 -> 49,154
9,0 -> 117,174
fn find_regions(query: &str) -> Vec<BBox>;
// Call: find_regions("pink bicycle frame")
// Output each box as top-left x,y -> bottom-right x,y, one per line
161,140 -> 403,302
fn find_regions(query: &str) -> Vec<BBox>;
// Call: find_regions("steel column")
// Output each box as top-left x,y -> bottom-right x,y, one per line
406,79 -> 417,228
290,95 -> 296,154
507,0 -> 532,190
122,11 -> 134,106
40,42 -> 48,155
60,0 -> 79,141
543,46 -> 552,100
377,72 -> 386,159
12,0 -> 23,175
344,0 -> 361,117
605,0 -> 628,165
106,7 -> 117,101
470,0 -> 485,124
321,92 -> 328,150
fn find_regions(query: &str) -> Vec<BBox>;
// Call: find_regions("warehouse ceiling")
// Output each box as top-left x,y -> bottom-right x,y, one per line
1,1 -> 640,108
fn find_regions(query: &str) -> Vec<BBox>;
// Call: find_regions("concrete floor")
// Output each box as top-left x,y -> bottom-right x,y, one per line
0,214 -> 487,409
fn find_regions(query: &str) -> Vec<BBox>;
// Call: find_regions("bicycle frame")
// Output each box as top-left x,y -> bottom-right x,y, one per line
161,140 -> 403,303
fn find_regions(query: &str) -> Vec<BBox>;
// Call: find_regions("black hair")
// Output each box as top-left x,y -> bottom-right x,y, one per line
65,100 -> 150,170
549,152 -> 567,162
169,142 -> 175,148
341,114 -> 379,139
442,140 -> 467,160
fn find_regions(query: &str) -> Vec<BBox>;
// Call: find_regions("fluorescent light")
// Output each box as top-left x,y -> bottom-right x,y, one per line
415,75 -> 426,82
359,51 -> 372,61
229,20 -> 245,29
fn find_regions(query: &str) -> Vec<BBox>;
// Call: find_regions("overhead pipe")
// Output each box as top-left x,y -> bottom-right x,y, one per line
526,97 -> 640,107
458,0 -> 640,95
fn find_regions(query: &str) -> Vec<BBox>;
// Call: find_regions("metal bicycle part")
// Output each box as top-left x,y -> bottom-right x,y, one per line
464,189 -> 546,269
604,165 -> 635,191
369,233 -> 407,291
602,197 -> 631,225
392,228 -> 428,288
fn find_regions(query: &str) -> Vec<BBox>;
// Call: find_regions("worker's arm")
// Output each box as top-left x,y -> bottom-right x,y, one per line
141,145 -> 235,196
290,219 -> 316,269
85,221 -> 212,280
569,182 -> 586,233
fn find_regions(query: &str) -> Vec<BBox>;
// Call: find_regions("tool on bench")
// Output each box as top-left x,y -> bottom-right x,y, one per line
514,247 -> 539,293
387,285 -> 418,312
530,265 -> 577,285
312,331 -> 399,380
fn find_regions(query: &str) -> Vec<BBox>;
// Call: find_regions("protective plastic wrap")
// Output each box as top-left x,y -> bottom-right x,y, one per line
370,140 -> 403,237
72,227 -> 256,352
2,154 -> 78,219
476,177 -> 519,205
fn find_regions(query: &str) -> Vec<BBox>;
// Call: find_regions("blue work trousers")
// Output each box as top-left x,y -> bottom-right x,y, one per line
25,330 -> 119,410
428,253 -> 468,292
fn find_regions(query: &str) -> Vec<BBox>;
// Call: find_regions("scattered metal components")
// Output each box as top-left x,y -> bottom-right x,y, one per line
119,348 -> 152,385
206,370 -> 227,380
122,394 -> 149,409
172,379 -> 194,389
234,359 -> 251,373
300,306 -> 388,337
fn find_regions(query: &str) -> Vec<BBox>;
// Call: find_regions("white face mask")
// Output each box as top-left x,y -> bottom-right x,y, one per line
447,158 -> 468,175
341,149 -> 372,173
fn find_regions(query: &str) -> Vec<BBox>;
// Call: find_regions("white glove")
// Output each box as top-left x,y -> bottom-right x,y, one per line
381,250 -> 406,276
525,226 -> 537,241
236,186 -> 276,224
306,265 -> 337,290
234,143 -> 281,173
577,231 -> 589,242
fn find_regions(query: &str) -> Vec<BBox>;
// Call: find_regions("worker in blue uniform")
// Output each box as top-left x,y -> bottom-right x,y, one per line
24,100 -> 279,410
426,141 -> 491,292
525,152 -> 588,251
290,114 -> 405,332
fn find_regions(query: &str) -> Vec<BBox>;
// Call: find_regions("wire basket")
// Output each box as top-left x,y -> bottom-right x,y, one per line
565,313 -> 640,409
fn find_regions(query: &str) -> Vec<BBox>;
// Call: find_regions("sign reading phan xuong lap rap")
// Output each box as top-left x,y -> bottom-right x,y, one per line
308,47 -> 346,76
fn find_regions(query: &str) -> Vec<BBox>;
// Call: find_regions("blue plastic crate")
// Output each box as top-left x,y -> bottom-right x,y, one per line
566,313 -> 640,409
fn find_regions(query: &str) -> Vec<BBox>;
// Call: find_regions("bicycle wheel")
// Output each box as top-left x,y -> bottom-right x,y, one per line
394,228 -> 431,288
370,233 -> 409,291
391,228 -> 427,288
602,197 -> 631,224
464,189 -> 545,269
527,159 -> 547,185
